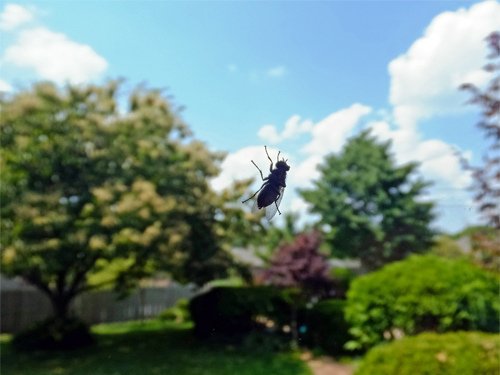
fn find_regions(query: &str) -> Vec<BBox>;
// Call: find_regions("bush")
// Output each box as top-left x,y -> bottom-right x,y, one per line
301,299 -> 352,355
12,317 -> 94,351
345,255 -> 499,350
189,286 -> 290,339
355,332 -> 500,375
158,298 -> 191,323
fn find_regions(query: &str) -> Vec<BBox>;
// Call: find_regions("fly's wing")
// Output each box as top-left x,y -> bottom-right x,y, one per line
265,186 -> 284,221
251,198 -> 260,213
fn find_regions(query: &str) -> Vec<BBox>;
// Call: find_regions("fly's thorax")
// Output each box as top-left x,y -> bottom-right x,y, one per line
269,168 -> 287,183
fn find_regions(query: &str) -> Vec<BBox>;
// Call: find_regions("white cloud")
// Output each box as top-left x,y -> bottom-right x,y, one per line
3,27 -> 108,84
267,65 -> 287,78
417,141 -> 471,189
258,115 -> 314,144
302,103 -> 372,156
290,154 -> 322,188
218,2 -> 490,232
0,79 -> 13,92
389,0 -> 500,128
282,116 -> 314,139
0,4 -> 34,31
258,104 -> 372,188
257,125 -> 281,144
368,120 -> 472,189
290,197 -> 310,215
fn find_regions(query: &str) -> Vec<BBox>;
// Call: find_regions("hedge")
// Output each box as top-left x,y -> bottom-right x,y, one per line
189,286 -> 290,338
301,299 -> 351,355
355,331 -> 500,375
345,255 -> 499,350
189,286 -> 351,355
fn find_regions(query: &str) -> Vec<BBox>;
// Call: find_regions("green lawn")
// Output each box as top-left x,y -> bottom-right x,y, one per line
0,320 -> 312,375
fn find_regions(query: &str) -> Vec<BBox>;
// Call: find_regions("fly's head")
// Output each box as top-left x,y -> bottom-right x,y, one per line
275,160 -> 290,171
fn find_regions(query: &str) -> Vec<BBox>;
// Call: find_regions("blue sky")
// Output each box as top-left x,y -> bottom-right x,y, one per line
1,1 -> 499,233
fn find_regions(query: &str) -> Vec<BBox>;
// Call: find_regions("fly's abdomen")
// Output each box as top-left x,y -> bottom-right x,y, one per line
257,185 -> 279,208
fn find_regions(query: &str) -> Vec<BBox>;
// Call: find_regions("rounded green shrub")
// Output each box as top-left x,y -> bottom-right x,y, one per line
355,332 -> 500,375
345,255 -> 499,350
12,317 -> 94,351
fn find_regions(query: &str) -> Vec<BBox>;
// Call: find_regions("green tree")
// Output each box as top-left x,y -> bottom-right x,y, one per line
0,81 -> 236,324
300,131 -> 435,270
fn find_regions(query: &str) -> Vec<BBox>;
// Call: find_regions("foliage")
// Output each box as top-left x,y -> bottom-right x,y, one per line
451,226 -> 500,272
256,213 -> 304,261
345,255 -> 499,350
189,286 -> 290,338
212,178 -> 265,246
0,81 -> 241,330
458,31 -> 500,274
301,299 -> 352,355
452,225 -> 497,239
330,267 -> 358,298
468,228 -> 500,272
158,298 -> 191,323
429,235 -> 466,259
459,31 -> 500,229
1,320 -> 312,375
300,131 -> 435,270
261,231 -> 333,298
260,231 -> 334,347
12,317 -> 93,351
355,332 -> 500,375
189,286 -> 352,355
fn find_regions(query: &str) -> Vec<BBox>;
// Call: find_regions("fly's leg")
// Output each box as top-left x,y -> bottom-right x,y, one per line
242,183 -> 266,204
264,145 -> 274,172
274,193 -> 282,215
251,160 -> 267,181
276,151 -> 281,164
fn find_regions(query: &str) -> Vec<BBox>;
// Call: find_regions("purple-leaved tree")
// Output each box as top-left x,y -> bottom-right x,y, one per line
262,231 -> 332,296
459,31 -> 500,271
262,231 -> 332,346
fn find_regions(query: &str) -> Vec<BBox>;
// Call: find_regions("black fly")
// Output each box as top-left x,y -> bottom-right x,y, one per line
242,146 -> 290,220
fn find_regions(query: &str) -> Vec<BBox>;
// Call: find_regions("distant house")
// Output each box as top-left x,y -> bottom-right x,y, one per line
230,247 -> 265,268
328,258 -> 362,270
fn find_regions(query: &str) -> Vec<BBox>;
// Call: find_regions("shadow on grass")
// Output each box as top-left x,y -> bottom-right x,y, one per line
1,320 -> 311,375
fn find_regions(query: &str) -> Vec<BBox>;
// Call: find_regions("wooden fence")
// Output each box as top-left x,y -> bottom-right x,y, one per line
1,284 -> 194,333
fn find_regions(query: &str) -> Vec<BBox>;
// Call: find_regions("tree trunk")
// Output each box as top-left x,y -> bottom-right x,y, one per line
291,304 -> 299,349
49,293 -> 73,321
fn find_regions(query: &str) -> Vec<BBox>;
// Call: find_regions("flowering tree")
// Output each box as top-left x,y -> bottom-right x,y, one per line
0,82 -> 237,335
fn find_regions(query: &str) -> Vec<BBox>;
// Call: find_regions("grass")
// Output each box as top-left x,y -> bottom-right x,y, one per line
0,320 -> 312,375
